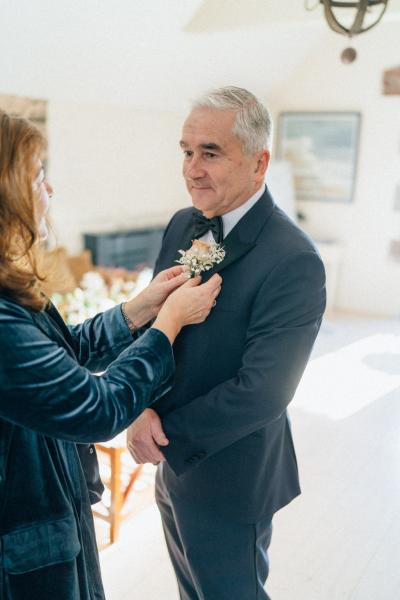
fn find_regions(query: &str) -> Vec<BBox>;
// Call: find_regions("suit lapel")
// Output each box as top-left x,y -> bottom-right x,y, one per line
204,227 -> 254,278
203,187 -> 275,279
168,187 -> 275,278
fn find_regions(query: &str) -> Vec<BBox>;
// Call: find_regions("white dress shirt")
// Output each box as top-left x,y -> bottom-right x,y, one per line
199,185 -> 265,244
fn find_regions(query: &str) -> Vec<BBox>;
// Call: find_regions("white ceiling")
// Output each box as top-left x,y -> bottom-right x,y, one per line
0,0 -> 399,111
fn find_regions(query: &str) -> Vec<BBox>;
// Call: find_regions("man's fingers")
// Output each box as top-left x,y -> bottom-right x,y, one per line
128,443 -> 165,464
153,431 -> 169,447
134,453 -> 165,465
154,450 -> 166,462
126,410 -> 167,464
128,433 -> 166,458
151,423 -> 169,446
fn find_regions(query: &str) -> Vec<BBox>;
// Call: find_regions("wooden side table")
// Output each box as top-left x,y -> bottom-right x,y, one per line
93,434 -> 143,545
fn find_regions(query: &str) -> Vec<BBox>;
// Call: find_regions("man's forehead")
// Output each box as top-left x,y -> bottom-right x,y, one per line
181,108 -> 236,146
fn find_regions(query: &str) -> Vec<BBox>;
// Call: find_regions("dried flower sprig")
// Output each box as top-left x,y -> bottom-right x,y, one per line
176,239 -> 226,277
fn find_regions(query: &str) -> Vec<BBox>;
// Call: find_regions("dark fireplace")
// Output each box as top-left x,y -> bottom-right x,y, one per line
83,227 -> 165,271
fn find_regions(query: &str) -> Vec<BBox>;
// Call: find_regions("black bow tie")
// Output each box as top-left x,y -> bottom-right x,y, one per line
192,212 -> 224,244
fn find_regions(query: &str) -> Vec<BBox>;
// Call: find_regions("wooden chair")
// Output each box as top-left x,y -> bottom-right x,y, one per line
93,433 -> 144,544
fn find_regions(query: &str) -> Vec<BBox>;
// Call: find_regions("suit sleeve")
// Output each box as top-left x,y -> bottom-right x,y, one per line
0,303 -> 175,443
161,250 -> 326,475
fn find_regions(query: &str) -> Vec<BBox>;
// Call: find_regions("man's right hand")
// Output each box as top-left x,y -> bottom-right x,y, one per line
127,408 -> 169,465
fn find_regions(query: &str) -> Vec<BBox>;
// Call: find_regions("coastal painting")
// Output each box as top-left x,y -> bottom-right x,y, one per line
277,112 -> 361,203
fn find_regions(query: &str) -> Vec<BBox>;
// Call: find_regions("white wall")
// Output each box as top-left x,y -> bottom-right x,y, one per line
46,20 -> 400,317
47,102 -> 187,253
269,21 -> 400,317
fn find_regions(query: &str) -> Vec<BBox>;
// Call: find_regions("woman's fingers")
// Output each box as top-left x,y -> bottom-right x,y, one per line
208,273 -> 222,285
160,272 -> 222,328
167,265 -> 188,278
181,275 -> 201,287
156,270 -> 191,299
204,273 -> 222,294
166,270 -> 191,289
157,265 -> 188,281
202,275 -> 222,304
194,282 -> 222,321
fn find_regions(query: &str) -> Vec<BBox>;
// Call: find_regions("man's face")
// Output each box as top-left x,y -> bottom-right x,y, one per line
180,108 -> 267,218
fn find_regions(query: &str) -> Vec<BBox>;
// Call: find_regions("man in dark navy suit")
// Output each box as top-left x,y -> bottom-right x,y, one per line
127,86 -> 326,599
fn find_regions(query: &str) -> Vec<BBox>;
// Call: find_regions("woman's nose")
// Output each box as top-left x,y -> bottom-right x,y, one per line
45,179 -> 54,197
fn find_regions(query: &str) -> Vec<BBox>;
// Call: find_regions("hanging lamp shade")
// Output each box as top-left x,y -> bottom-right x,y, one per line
320,0 -> 389,36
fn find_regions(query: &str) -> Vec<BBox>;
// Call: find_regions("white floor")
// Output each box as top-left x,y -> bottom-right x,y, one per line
100,315 -> 400,600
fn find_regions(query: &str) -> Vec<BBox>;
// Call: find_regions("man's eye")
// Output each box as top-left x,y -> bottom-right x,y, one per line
183,150 -> 193,158
204,152 -> 216,159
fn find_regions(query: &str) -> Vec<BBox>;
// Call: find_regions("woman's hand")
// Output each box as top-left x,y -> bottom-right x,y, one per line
123,266 -> 190,328
143,265 -> 192,315
152,273 -> 222,344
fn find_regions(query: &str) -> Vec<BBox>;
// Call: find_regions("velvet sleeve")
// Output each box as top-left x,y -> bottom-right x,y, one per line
66,304 -> 140,371
0,300 -> 174,443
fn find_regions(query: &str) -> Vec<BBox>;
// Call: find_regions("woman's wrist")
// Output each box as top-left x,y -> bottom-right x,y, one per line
121,302 -> 138,334
152,309 -> 181,346
122,292 -> 156,330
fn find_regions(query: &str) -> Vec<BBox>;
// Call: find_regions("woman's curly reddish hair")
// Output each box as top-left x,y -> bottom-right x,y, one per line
0,110 -> 47,310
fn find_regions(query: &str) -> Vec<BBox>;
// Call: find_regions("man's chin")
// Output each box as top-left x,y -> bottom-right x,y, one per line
190,188 -> 216,211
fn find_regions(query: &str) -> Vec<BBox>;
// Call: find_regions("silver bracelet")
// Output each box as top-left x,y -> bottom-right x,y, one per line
121,302 -> 138,335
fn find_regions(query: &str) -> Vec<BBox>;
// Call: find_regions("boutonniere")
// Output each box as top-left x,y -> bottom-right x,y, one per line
176,239 -> 226,278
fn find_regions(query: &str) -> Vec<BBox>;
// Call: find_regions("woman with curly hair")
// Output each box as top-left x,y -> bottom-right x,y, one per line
0,110 -> 221,600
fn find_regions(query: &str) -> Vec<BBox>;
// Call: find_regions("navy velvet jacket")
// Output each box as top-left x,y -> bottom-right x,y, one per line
152,188 -> 326,523
0,299 -> 174,599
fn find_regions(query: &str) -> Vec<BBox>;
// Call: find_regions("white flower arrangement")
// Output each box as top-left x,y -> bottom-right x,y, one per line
176,239 -> 226,278
51,269 -> 151,325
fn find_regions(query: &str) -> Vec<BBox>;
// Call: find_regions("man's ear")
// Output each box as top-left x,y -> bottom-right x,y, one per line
254,150 -> 270,182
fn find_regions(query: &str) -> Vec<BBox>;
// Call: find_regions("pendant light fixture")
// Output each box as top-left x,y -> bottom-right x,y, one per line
306,0 -> 390,62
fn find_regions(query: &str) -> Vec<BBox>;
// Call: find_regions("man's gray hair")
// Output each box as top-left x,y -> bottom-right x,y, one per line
191,86 -> 272,154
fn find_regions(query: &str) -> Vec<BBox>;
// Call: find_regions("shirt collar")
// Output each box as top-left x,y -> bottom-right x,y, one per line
221,184 -> 265,238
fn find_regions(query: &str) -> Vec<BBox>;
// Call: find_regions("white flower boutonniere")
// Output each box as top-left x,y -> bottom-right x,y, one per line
176,239 -> 226,277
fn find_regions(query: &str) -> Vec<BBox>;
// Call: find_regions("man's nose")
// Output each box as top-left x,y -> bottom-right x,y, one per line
184,156 -> 205,179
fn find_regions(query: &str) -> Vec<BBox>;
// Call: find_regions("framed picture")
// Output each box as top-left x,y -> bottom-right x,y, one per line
276,112 -> 361,203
